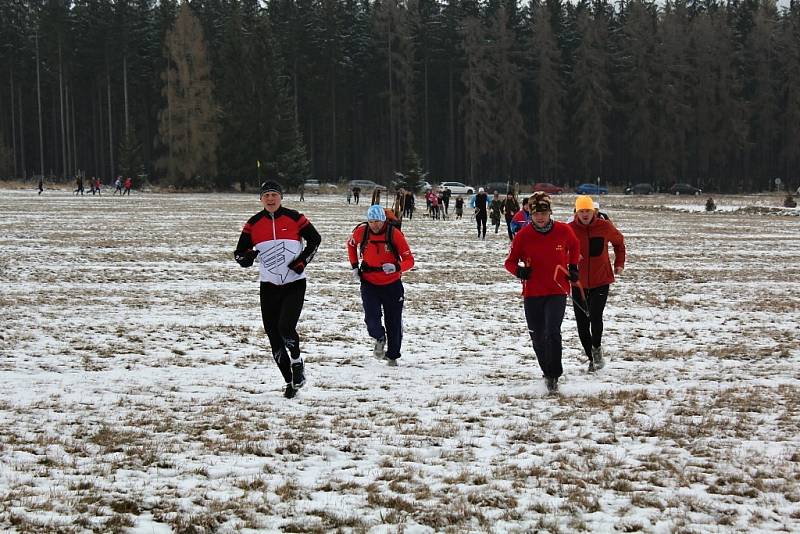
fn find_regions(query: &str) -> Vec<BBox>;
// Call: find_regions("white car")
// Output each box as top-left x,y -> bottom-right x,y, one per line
439,181 -> 475,195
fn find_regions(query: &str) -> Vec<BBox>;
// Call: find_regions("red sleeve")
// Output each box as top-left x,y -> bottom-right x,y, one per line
504,231 -> 524,276
565,224 -> 580,265
392,230 -> 415,273
346,225 -> 365,268
607,223 -> 626,270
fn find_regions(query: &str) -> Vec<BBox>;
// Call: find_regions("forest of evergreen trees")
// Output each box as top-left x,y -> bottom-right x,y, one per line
1,0 -> 799,192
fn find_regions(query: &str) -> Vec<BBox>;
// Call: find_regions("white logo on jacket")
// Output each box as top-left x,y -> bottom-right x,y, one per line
256,240 -> 305,284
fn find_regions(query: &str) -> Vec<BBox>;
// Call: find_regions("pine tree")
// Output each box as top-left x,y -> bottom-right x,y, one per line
157,2 -> 219,187
459,16 -> 493,182
531,0 -> 565,180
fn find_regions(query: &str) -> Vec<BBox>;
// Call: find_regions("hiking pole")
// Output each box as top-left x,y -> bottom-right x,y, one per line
554,264 -> 590,318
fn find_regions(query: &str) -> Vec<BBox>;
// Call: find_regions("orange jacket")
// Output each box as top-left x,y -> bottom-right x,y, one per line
346,223 -> 414,285
568,216 -> 625,289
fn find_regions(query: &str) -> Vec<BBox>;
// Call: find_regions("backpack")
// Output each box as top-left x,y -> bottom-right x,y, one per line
355,211 -> 401,262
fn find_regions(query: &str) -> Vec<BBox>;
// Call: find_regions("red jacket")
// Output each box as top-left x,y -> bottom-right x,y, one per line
568,216 -> 625,289
504,222 -> 580,297
347,223 -> 414,285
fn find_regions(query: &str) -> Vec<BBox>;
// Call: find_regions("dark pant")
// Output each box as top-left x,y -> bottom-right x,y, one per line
476,211 -> 487,238
524,295 -> 567,379
360,279 -> 404,359
260,279 -> 306,384
572,285 -> 609,359
506,220 -> 514,240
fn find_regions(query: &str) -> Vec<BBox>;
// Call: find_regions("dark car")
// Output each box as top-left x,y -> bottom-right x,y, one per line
482,181 -> 515,194
669,183 -> 702,195
532,182 -> 564,194
624,183 -> 652,195
575,183 -> 609,195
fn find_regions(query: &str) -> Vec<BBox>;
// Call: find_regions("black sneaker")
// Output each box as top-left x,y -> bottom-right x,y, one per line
546,377 -> 559,394
587,360 -> 596,373
283,383 -> 297,399
291,362 -> 306,389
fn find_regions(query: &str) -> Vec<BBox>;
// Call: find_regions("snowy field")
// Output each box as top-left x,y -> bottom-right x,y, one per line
0,188 -> 798,533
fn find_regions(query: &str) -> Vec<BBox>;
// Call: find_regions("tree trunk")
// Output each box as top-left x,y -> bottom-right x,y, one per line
36,32 -> 44,177
71,86 -> 78,176
59,42 -> 68,179
18,86 -> 26,179
424,57 -> 429,171
9,67 -> 18,179
388,32 -> 395,172
123,54 -> 129,136
107,68 -> 114,180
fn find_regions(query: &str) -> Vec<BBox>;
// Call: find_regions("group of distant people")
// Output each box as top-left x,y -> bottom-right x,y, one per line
60,175 -> 134,196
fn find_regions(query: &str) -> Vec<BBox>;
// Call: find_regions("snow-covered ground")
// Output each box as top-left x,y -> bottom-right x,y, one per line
0,188 -> 798,533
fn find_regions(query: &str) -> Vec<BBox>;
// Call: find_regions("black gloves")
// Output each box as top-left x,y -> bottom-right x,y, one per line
234,250 -> 257,268
288,258 -> 306,274
567,264 -> 579,283
516,265 -> 531,280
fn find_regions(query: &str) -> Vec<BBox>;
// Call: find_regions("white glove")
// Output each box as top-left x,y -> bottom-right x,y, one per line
351,268 -> 361,281
382,263 -> 397,274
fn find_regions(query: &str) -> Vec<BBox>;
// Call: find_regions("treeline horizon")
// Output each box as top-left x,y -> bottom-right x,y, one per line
1,0 -> 799,192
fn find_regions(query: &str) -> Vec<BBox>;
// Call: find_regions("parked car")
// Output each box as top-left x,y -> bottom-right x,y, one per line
438,181 -> 474,195
482,181 -> 514,194
669,183 -> 702,195
624,183 -> 652,195
575,183 -> 609,195
532,182 -> 564,194
348,179 -> 385,191
303,180 -> 320,193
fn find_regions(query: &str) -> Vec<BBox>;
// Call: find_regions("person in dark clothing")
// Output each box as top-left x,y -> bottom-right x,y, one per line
502,193 -> 520,240
403,191 -> 415,219
504,192 -> 580,394
74,176 -> 84,196
442,187 -> 452,216
37,176 -> 44,195
352,186 -> 361,204
347,205 -> 415,366
568,195 -> 626,372
234,180 -> 322,398
489,191 -> 503,233
455,196 -> 464,219
473,188 -> 490,239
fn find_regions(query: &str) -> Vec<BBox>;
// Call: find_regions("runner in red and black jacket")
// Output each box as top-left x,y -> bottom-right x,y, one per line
568,195 -> 625,372
346,205 -> 414,365
504,192 -> 580,394
234,180 -> 321,399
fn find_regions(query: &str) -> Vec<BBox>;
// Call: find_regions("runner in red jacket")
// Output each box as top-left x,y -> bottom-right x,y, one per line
504,192 -> 580,394
568,195 -> 626,372
347,205 -> 414,365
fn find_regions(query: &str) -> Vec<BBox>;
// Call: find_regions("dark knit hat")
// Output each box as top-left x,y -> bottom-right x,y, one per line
530,191 -> 552,213
260,180 -> 283,197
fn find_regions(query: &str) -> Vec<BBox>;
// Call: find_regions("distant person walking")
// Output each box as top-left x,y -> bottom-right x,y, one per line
502,193 -> 520,240
92,177 -> 102,195
347,205 -> 415,366
123,177 -> 133,195
472,188 -> 489,239
568,195 -> 626,372
455,196 -> 464,219
352,186 -> 361,205
37,176 -> 44,195
504,192 -> 580,394
113,176 -> 123,195
74,176 -> 85,196
299,183 -> 305,202
234,180 -> 322,399
490,191 -> 503,234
